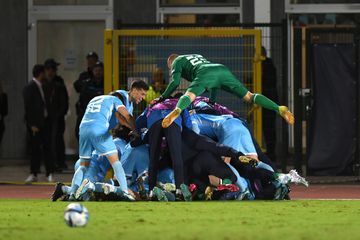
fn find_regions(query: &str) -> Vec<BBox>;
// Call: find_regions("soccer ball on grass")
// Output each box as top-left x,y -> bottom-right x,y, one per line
64,203 -> 89,227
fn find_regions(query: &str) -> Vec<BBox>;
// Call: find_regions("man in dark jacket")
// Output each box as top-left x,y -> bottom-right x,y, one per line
74,61 -> 104,140
44,59 -> 69,171
23,64 -> 54,183
73,51 -> 99,93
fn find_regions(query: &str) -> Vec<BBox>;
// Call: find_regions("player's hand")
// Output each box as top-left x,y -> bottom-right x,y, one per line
149,96 -> 164,107
129,130 -> 140,139
221,156 -> 232,164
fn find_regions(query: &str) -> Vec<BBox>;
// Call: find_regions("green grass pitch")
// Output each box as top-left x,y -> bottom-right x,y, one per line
0,199 -> 359,240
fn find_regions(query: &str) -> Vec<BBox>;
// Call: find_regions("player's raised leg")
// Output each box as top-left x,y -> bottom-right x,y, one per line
222,76 -> 294,125
162,87 -> 202,128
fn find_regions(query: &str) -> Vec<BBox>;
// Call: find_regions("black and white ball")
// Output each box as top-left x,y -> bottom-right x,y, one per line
64,203 -> 89,227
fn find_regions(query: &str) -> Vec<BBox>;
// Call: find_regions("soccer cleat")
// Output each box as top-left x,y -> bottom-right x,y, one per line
277,170 -> 309,187
153,187 -> 168,202
51,182 -> 64,202
68,194 -> 76,202
236,189 -> 252,200
136,176 -> 148,200
75,179 -> 90,200
289,169 -> 309,187
239,156 -> 258,167
180,184 -> 192,202
159,182 -> 176,192
205,186 -> 214,201
279,106 -> 295,125
274,184 -> 290,200
123,192 -> 136,201
102,183 -> 116,195
162,107 -> 181,128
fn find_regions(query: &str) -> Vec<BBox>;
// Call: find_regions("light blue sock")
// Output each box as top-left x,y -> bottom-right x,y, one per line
256,161 -> 275,172
226,163 -> 248,191
111,160 -> 128,193
62,186 -> 71,195
70,165 -> 87,194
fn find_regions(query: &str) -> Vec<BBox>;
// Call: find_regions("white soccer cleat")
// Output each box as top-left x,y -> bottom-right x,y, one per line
277,170 -> 309,187
289,169 -> 309,187
123,192 -> 135,201
102,183 -> 116,195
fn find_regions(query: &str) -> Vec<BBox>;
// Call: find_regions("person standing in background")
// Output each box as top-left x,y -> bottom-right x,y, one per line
74,61 -> 104,140
73,51 -> 99,93
261,47 -> 278,162
44,59 -> 69,171
0,82 -> 8,145
74,52 -> 100,140
23,65 -> 54,183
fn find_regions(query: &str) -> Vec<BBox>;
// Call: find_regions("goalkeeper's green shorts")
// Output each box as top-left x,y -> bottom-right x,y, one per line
187,64 -> 249,98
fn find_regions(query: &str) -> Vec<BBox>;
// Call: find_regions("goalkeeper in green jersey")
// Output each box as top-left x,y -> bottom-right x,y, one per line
152,54 -> 294,128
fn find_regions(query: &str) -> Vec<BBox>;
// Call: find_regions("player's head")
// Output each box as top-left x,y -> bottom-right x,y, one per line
128,80 -> 149,104
167,54 -> 179,69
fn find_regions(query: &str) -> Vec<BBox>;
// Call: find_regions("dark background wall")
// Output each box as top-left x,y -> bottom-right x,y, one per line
0,0 -> 28,159
114,0 -> 157,26
271,0 -> 285,23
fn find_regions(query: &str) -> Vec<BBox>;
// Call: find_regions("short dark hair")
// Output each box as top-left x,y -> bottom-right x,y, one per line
32,64 -> 45,78
130,79 -> 149,91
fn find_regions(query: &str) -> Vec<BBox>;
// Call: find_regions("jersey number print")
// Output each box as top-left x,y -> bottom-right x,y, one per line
87,98 -> 104,113
186,55 -> 209,66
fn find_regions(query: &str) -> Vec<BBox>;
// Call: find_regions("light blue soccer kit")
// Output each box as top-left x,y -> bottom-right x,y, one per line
79,95 -> 124,158
191,101 -> 274,172
70,95 -> 130,195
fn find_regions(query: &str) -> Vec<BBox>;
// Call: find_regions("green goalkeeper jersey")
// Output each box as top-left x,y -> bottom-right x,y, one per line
162,54 -> 212,98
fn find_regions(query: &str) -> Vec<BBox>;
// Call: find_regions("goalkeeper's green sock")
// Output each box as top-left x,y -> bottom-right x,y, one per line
252,94 -> 279,113
176,95 -> 192,111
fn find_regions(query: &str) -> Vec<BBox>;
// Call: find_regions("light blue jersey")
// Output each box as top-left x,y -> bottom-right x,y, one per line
116,90 -> 133,115
81,95 -> 124,130
191,110 -> 257,156
79,95 -> 125,158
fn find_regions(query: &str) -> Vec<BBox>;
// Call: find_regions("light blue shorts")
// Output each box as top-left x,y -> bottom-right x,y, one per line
79,124 -> 117,159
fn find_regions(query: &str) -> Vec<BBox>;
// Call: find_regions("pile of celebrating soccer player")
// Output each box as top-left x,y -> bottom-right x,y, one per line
51,54 -> 308,202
